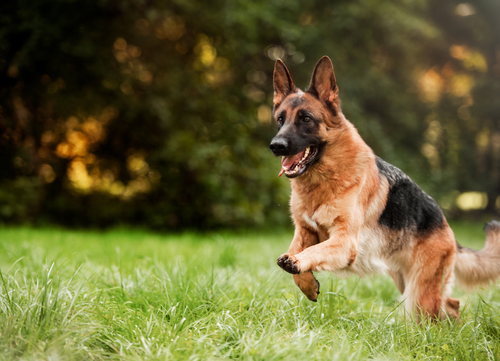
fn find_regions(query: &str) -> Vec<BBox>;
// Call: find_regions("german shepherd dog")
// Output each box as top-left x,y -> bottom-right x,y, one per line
270,56 -> 500,321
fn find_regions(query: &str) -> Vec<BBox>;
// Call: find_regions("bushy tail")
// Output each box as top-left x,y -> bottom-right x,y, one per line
455,220 -> 500,289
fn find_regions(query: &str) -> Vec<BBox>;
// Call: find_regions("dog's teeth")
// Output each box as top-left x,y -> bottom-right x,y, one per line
301,147 -> 310,162
285,150 -> 311,175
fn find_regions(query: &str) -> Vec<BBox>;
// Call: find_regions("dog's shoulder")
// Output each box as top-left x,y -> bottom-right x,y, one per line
375,157 -> 444,234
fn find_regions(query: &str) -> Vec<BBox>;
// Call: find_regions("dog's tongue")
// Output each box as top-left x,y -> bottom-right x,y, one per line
278,150 -> 305,177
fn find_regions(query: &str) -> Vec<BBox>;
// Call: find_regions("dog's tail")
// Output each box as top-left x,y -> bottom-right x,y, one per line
454,220 -> 500,289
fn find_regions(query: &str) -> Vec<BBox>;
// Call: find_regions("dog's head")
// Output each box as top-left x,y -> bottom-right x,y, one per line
270,56 -> 342,178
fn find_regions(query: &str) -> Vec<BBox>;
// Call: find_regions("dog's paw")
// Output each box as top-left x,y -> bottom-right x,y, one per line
311,277 -> 320,302
293,272 -> 320,302
277,253 -> 300,274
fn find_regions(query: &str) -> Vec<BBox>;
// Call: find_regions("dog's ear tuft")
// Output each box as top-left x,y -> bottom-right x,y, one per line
273,59 -> 295,107
307,56 -> 338,104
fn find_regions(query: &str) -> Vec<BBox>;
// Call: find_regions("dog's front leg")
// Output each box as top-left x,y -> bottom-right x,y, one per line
292,272 -> 320,302
278,226 -> 357,275
277,225 -> 320,301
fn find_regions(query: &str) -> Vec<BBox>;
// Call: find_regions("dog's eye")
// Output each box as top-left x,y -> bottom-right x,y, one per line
303,116 -> 311,122
277,117 -> 284,126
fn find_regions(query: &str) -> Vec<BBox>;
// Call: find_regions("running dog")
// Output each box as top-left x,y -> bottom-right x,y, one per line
270,56 -> 500,321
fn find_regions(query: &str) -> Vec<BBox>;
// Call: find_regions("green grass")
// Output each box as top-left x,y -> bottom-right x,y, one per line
1,222 -> 500,360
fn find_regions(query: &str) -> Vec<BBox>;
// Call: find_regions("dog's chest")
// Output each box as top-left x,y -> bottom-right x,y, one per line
295,189 -> 389,276
348,226 -> 389,277
301,212 -> 319,231
300,211 -> 329,242
300,211 -> 389,277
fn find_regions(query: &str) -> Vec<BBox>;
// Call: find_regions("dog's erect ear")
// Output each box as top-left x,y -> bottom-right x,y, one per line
307,56 -> 338,104
273,59 -> 295,107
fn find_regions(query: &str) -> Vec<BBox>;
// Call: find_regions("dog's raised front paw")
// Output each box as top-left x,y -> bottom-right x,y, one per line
293,272 -> 320,302
277,253 -> 300,274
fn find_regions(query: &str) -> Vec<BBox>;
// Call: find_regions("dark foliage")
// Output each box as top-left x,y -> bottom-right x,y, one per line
0,0 -> 499,229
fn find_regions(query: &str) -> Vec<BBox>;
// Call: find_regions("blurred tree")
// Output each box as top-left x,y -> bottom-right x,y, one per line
424,0 -> 500,214
0,0 -> 498,229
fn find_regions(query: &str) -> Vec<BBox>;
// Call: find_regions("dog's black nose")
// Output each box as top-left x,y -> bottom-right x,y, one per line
270,138 -> 289,155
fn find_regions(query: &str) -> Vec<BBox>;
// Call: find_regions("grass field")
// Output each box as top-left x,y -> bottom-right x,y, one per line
1,222 -> 500,360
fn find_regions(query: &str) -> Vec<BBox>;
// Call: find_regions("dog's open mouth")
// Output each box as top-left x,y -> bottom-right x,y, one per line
278,146 -> 319,178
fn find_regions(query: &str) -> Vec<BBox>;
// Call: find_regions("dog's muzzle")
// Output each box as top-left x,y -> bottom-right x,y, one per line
270,137 -> 289,156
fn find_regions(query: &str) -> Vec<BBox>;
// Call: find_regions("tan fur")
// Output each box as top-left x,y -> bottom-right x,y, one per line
455,222 -> 500,289
273,56 -> 500,321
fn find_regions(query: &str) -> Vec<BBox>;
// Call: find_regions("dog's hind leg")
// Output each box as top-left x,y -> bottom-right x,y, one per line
404,229 -> 458,322
445,297 -> 460,319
